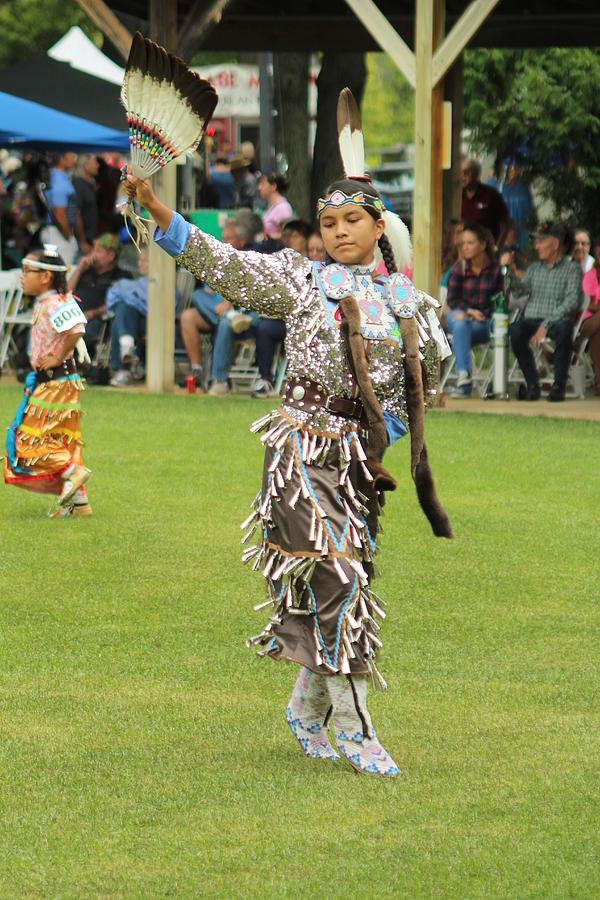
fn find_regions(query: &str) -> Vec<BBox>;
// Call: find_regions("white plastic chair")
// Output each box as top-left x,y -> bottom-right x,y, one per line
0,269 -> 31,370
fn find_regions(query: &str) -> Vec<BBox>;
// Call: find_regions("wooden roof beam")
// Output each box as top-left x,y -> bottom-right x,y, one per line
176,0 -> 234,60
343,0 -> 416,88
432,0 -> 501,86
76,0 -> 133,62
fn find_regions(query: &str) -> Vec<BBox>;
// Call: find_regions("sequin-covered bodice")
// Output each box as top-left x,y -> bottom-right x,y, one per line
178,225 -> 442,433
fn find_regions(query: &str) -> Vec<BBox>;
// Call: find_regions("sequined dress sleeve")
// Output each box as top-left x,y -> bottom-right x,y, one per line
176,225 -> 312,319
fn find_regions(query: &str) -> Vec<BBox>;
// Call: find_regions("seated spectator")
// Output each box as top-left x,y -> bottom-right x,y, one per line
106,250 -> 150,385
307,230 -> 326,262
41,151 -> 90,263
445,223 -> 502,396
251,220 -> 311,398
461,158 -> 508,242
580,234 -> 600,395
230,156 -> 258,208
179,220 -> 255,392
257,173 -> 293,240
233,209 -> 264,247
572,228 -> 594,273
72,154 -> 100,250
67,233 -> 125,359
505,223 -> 582,402
281,218 -> 310,255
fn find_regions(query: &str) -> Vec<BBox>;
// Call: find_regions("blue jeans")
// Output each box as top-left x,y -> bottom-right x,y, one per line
191,288 -> 221,326
256,318 -> 285,382
212,312 -> 260,382
446,309 -> 491,375
109,301 -> 146,370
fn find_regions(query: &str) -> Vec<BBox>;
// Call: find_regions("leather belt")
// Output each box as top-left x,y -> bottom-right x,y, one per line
35,357 -> 77,383
283,376 -> 363,420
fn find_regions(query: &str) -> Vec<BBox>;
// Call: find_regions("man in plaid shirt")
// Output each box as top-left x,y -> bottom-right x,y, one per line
506,223 -> 582,401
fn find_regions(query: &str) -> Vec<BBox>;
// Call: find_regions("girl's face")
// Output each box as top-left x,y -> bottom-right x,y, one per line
319,204 -> 384,267
21,259 -> 52,296
461,230 -> 486,261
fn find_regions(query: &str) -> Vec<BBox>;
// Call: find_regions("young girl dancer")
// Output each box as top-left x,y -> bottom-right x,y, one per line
125,95 -> 452,777
4,246 -> 91,516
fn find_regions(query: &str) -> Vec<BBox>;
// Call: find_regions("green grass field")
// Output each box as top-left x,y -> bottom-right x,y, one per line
0,385 -> 598,898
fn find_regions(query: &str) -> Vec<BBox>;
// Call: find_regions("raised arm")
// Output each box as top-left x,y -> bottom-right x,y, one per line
125,175 -> 309,319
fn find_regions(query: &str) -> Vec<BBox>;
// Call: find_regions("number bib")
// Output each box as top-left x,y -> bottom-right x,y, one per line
49,299 -> 87,333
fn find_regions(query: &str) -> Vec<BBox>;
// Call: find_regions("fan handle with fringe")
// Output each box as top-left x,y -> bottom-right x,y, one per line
120,31 -> 218,249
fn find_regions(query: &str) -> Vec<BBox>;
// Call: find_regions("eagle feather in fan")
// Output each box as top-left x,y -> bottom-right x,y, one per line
121,31 -> 218,180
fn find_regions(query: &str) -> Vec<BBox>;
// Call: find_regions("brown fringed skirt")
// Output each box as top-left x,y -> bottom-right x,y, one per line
244,409 -> 389,688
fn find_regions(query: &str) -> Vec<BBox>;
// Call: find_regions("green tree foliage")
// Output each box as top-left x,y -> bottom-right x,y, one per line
361,53 -> 414,164
0,0 -> 102,68
464,48 -> 600,232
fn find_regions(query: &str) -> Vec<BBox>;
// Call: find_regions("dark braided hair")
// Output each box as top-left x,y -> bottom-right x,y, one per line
377,233 -> 397,275
320,177 -> 398,273
26,248 -> 68,293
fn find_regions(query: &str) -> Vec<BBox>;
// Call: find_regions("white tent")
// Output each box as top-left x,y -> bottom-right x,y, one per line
48,26 -> 124,85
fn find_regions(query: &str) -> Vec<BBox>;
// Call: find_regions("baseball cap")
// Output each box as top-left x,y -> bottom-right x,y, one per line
534,222 -> 567,242
95,233 -> 120,254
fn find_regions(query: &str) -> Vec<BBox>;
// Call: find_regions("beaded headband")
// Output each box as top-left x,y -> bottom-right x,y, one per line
22,245 -> 68,273
317,189 -> 383,216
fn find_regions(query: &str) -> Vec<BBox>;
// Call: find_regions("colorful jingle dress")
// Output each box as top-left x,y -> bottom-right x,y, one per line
4,291 -> 86,495
156,213 -> 445,687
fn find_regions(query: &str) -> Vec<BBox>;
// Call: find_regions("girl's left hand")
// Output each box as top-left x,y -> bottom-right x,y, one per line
38,354 -> 62,371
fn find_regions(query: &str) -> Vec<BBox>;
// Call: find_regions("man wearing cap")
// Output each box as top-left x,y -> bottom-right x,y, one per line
67,234 -> 125,360
505,223 -> 582,401
230,155 -> 258,208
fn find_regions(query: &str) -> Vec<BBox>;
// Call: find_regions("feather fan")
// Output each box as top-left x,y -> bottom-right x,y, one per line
121,32 -> 218,179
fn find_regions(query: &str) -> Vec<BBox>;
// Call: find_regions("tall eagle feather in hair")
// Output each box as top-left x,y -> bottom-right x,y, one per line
336,87 -> 412,271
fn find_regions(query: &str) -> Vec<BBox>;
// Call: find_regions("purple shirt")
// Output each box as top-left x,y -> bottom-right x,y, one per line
262,197 -> 293,238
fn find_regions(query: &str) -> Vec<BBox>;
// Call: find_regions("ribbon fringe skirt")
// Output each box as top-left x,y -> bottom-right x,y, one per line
4,376 -> 84,495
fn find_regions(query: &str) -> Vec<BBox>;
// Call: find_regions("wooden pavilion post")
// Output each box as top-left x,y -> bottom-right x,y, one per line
412,0 -> 445,297
147,0 -> 178,393
442,54 -> 464,225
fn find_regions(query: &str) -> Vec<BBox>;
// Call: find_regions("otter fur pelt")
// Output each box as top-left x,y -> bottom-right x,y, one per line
339,296 -> 453,537
339,297 -> 397,492
399,316 -> 453,539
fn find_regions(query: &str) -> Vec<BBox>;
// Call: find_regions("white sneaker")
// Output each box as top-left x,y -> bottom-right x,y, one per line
252,378 -> 276,398
230,313 -> 253,335
119,334 -> 137,364
110,369 -> 132,386
208,380 -> 230,396
456,370 -> 472,388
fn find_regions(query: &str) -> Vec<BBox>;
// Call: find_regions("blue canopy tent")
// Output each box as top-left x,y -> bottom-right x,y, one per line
0,91 -> 129,152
